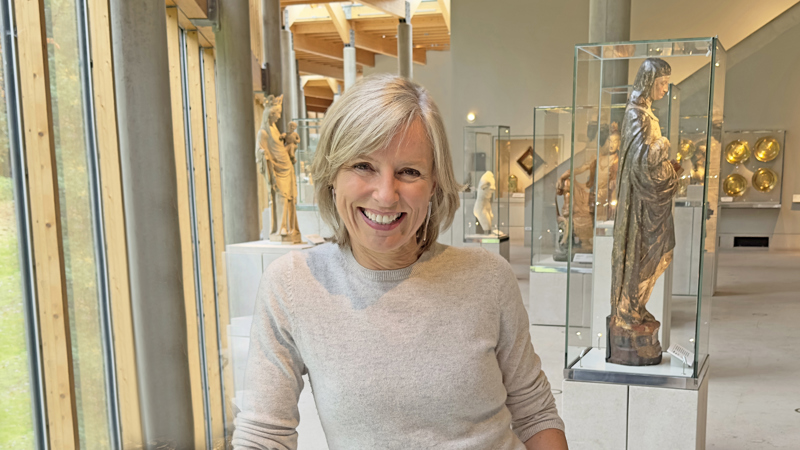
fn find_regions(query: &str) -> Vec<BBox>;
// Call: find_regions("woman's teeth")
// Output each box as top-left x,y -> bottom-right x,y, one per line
363,209 -> 402,224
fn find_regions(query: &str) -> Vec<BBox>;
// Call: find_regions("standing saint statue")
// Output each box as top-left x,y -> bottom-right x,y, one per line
555,122 -> 621,261
256,95 -> 301,244
607,58 -> 683,366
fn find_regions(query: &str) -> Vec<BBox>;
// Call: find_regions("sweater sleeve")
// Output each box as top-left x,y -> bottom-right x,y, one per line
491,252 -> 565,443
232,254 -> 306,450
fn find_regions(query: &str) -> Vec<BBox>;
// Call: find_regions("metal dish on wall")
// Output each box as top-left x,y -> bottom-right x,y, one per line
722,173 -> 747,197
752,167 -> 778,193
753,136 -> 780,162
724,140 -> 750,164
677,138 -> 696,163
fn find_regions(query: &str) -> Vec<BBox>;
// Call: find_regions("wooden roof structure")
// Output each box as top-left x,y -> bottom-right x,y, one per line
283,0 -> 451,112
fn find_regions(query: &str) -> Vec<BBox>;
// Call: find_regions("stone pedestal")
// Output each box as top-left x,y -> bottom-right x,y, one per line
563,367 -> 709,450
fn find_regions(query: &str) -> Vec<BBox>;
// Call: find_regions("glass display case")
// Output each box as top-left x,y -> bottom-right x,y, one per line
719,130 -> 785,208
293,118 -> 321,206
462,125 -> 511,242
565,38 -> 726,387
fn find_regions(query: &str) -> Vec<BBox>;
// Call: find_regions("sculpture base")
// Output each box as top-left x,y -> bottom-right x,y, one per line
269,231 -> 302,245
606,315 -> 662,366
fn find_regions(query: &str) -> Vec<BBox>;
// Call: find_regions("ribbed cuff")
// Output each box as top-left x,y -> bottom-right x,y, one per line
517,418 -> 566,444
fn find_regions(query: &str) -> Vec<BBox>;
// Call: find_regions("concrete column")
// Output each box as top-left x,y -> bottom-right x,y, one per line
263,0 -> 282,100
215,0 -> 259,245
344,44 -> 357,89
108,1 -> 193,446
280,29 -> 298,127
397,20 -> 413,78
589,0 -> 631,88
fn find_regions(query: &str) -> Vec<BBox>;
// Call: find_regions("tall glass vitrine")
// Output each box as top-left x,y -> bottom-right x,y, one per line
565,38 -> 726,388
462,125 -> 511,242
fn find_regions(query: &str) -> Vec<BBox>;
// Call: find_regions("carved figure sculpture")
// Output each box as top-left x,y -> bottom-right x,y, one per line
256,95 -> 301,243
473,171 -> 496,234
608,58 -> 683,366
555,122 -> 621,261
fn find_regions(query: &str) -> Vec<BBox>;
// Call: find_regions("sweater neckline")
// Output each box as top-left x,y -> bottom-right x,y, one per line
341,244 -> 437,282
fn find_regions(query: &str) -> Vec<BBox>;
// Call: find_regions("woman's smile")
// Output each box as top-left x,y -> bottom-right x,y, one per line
359,207 -> 406,229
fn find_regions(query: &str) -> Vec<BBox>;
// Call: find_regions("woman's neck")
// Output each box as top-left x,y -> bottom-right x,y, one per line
351,240 -> 422,271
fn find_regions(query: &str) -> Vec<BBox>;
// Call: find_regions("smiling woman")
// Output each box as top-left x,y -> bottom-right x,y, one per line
232,75 -> 567,450
312,74 -> 460,258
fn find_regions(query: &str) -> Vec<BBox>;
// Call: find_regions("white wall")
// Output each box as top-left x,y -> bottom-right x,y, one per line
450,0 -> 590,182
717,16 -> 800,249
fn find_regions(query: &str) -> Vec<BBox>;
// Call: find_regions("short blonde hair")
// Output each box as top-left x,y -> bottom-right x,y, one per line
312,74 -> 460,253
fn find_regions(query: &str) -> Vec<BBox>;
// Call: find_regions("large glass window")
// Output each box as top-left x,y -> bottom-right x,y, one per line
0,21 -> 36,450
44,0 -> 112,447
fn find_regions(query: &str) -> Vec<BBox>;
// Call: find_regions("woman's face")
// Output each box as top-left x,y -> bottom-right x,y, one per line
651,75 -> 671,101
333,119 -> 436,255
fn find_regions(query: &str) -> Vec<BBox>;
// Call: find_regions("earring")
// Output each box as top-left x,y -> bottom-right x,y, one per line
422,201 -> 432,242
331,188 -> 336,205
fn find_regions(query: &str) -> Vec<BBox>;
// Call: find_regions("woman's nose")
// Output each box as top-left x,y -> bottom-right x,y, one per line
373,171 -> 399,205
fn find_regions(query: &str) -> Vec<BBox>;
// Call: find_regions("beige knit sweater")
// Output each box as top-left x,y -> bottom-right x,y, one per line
233,242 -> 564,449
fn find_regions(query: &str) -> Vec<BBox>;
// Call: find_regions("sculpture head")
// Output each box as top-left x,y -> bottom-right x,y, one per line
477,171 -> 496,200
287,121 -> 298,132
264,95 -> 283,125
630,58 -> 672,105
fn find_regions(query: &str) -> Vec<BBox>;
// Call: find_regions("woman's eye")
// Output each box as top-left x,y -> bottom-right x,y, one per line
401,168 -> 421,177
353,163 -> 372,171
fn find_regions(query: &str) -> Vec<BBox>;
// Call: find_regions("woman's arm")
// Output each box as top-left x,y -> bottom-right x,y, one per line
490,252 -> 567,445
525,428 -> 569,450
232,256 -> 306,450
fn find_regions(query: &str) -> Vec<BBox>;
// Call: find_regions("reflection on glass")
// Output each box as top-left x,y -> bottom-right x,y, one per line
44,0 -> 111,447
0,30 -> 36,450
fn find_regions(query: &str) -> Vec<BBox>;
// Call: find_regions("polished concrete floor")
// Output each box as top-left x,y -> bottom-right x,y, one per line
295,247 -> 800,449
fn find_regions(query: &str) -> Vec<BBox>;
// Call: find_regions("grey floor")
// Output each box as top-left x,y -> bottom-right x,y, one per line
296,245 -> 800,449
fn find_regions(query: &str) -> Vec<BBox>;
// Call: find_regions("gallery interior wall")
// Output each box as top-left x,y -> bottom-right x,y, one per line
716,15 -> 800,249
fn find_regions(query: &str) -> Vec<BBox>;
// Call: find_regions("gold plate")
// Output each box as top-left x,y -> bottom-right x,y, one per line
723,173 -> 747,197
754,136 -> 780,162
677,139 -> 696,163
725,140 -> 750,164
752,167 -> 778,193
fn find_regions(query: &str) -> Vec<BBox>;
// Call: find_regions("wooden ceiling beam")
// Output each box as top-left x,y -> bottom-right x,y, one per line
293,34 -> 375,67
408,0 -> 423,19
304,85 -> 335,100
173,0 -> 207,18
282,0 -> 339,5
298,59 -> 344,81
353,30 -> 426,65
306,97 -> 334,109
324,3 -> 351,44
437,0 -> 451,33
359,0 -> 405,18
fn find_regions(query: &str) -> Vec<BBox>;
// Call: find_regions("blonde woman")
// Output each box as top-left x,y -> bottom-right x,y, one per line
234,75 -> 567,450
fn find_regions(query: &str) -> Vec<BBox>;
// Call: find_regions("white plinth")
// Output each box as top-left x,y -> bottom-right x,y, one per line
592,232 -> 672,349
464,234 -> 510,261
529,258 -> 592,326
563,366 -> 709,450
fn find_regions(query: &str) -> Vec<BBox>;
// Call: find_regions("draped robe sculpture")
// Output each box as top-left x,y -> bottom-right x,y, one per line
256,95 -> 301,243
607,58 -> 683,366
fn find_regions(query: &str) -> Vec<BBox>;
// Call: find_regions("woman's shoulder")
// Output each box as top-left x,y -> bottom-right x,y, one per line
425,243 -> 510,276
